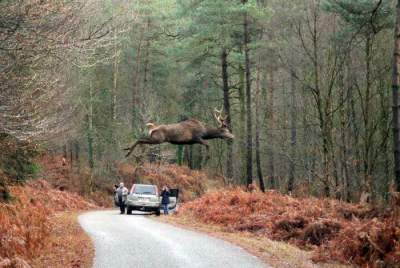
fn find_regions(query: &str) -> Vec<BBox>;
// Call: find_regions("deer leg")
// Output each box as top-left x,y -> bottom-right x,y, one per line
125,137 -> 160,158
197,139 -> 210,163
124,141 -> 140,157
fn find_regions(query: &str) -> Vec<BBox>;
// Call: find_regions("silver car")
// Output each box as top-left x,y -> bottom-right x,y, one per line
125,184 -> 178,216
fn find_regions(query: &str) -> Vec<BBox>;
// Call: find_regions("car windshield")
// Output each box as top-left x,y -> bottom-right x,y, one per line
133,185 -> 156,195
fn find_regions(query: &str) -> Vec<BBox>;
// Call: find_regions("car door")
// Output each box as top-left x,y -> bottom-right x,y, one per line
168,188 -> 179,210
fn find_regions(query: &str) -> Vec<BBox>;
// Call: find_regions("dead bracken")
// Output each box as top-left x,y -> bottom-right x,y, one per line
117,162 -> 207,202
177,188 -> 400,267
0,180 -> 95,266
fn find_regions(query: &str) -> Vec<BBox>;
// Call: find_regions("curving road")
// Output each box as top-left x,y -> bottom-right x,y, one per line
78,210 -> 269,268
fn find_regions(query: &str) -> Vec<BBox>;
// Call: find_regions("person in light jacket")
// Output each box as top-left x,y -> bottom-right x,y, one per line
116,182 -> 128,214
160,186 -> 170,215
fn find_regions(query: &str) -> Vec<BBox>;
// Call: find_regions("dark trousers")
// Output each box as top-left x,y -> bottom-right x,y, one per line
118,196 -> 125,214
162,203 -> 169,215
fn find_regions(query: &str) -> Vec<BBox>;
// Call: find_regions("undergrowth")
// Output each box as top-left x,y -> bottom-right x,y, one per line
0,133 -> 40,202
0,180 -> 95,266
177,189 -> 400,267
117,162 -> 207,202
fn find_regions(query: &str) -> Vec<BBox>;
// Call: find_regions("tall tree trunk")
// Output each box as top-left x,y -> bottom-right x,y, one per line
63,144 -> 67,159
142,19 -> 151,100
189,146 -> 194,169
346,56 -> 360,201
74,141 -> 80,172
378,83 -> 391,199
87,81 -> 94,170
255,59 -> 265,192
112,66 -> 118,120
339,70 -> 350,201
288,71 -> 297,193
221,49 -> 234,183
184,145 -> 193,169
74,141 -> 80,161
132,30 -> 144,138
238,64 -> 246,184
325,94 -> 339,198
242,0 -> 253,187
363,35 -> 373,194
309,5 -> 330,196
176,145 -> 184,166
301,85 -> 313,190
110,31 -> 119,158
69,141 -> 73,168
197,146 -> 203,170
266,67 -> 275,189
392,0 -> 400,192
112,31 -> 119,122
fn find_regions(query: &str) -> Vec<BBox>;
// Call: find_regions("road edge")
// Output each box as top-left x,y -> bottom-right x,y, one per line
154,214 -> 349,268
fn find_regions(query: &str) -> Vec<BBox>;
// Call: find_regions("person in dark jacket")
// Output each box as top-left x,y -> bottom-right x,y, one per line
113,184 -> 119,207
160,186 -> 170,215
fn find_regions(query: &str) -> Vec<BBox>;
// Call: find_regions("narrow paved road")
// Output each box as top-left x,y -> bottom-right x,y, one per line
79,210 -> 269,268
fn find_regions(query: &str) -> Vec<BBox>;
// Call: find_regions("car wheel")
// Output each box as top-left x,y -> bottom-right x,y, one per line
127,206 -> 133,215
155,208 -> 161,216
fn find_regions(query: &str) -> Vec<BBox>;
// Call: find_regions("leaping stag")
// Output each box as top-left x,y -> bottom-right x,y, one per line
124,108 -> 234,158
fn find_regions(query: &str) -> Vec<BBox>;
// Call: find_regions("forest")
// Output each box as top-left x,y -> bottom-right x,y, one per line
1,0 -> 400,267
2,0 -> 399,201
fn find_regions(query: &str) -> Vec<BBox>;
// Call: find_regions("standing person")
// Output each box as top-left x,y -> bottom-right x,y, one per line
161,186 -> 170,215
113,184 -> 119,207
116,182 -> 128,214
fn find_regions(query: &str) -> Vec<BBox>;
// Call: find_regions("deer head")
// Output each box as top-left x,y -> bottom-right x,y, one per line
213,108 -> 234,139
214,108 -> 228,127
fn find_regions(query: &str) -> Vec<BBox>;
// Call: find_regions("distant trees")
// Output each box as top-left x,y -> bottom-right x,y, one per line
0,0 -> 117,140
393,0 -> 400,192
0,0 -> 131,194
0,1 -> 74,139
2,0 -> 399,201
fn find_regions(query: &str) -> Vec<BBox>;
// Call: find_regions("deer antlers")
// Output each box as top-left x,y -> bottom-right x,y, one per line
214,107 -> 228,127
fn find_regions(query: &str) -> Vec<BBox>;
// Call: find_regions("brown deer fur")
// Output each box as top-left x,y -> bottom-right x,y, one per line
124,110 -> 234,158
